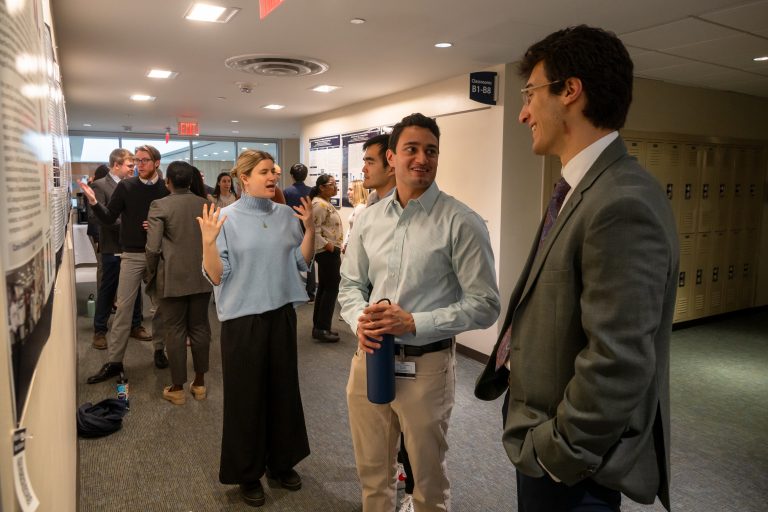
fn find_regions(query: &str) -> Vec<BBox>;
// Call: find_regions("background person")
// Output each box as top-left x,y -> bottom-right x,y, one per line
211,171 -> 239,208
145,161 -> 213,406
198,150 -> 315,508
342,179 -> 368,253
284,163 -> 315,302
310,173 -> 343,343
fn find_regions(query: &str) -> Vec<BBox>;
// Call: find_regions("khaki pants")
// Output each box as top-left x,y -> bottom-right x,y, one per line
346,345 -> 455,512
107,252 -> 164,363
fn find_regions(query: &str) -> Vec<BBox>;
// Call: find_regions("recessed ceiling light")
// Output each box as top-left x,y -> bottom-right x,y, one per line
203,154 -> 209,157
184,3 -> 240,23
130,94 -> 156,102
217,96 -> 226,100
213,152 -> 218,155
231,120 -> 239,123
312,85 -> 340,93
434,42 -> 453,48
223,150 -> 229,153
350,18 -> 365,24
147,69 -> 178,79
232,130 -> 239,134
754,56 -> 768,62
242,146 -> 248,149
262,104 -> 285,110
83,123 -> 92,127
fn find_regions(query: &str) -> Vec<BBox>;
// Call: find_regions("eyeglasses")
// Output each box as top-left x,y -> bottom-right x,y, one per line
134,158 -> 153,164
520,80 -> 562,106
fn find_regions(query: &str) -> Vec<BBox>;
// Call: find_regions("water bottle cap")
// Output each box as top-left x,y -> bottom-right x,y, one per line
88,293 -> 95,300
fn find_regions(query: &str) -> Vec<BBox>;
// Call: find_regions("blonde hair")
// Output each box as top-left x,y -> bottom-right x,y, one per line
230,150 -> 274,189
349,180 -> 369,207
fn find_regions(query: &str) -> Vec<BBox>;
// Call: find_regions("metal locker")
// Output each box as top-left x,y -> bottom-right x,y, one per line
698,146 -> 717,233
723,229 -> 742,312
674,233 -> 697,322
692,232 -> 712,319
744,148 -> 764,231
678,144 -> 700,234
706,231 -> 727,315
740,228 -> 758,308
626,139 -> 646,167
715,146 -> 733,232
729,147 -> 747,230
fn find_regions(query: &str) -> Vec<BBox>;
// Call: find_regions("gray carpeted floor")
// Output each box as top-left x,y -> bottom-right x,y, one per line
76,293 -> 768,511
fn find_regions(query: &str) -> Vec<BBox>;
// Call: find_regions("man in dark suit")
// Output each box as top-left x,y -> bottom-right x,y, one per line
475,26 -> 678,511
145,161 -> 213,405
90,149 -> 148,350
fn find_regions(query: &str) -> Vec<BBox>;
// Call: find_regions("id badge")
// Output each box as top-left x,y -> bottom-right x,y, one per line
395,361 -> 416,379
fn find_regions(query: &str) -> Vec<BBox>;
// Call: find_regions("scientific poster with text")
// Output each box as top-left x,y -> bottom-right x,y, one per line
1,1 -> 67,422
308,135 -> 342,206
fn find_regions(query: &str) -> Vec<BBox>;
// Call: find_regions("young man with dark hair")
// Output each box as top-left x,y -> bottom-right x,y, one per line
475,26 -> 677,512
89,149 -> 146,350
340,112 -> 500,511
80,144 -> 171,382
361,133 -> 396,205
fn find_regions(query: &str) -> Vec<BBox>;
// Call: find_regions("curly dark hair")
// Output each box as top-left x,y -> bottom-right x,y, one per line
519,25 -> 633,130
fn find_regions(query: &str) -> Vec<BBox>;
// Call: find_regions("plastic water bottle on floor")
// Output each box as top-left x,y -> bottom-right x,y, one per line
116,372 -> 130,410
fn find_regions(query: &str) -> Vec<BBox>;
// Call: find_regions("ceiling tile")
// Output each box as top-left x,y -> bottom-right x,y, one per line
620,17 -> 738,50
665,33 -> 768,69
699,1 -> 768,38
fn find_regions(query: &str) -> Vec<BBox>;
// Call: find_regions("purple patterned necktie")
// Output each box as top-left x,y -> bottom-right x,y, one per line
495,177 -> 571,370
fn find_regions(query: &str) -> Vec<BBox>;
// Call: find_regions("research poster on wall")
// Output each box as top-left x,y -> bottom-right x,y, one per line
1,2 -> 69,422
308,135 -> 342,206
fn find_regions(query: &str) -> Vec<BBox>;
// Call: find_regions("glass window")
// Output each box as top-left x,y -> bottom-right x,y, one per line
121,138 -> 190,176
237,141 -> 279,163
69,135 -> 120,163
192,141 -> 236,190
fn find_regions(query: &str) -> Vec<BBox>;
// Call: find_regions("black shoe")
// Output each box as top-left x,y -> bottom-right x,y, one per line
240,481 -> 265,507
266,468 -> 302,491
306,294 -> 315,304
154,349 -> 169,369
87,362 -> 124,384
312,328 -> 339,343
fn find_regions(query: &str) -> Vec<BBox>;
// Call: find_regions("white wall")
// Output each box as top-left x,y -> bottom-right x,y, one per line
301,66 -> 506,354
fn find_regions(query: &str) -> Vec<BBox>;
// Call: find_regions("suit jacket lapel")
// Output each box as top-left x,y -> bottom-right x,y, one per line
518,137 -> 629,304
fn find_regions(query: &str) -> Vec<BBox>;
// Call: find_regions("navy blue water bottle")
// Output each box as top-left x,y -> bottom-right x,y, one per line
366,298 -> 396,404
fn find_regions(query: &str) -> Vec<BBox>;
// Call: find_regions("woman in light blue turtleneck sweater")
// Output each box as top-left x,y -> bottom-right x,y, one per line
198,150 -> 315,507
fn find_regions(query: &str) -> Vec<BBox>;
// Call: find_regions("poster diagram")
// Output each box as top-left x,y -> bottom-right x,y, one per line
1,3 -> 68,422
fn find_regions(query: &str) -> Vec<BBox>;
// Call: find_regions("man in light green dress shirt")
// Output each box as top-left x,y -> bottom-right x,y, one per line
339,113 -> 500,512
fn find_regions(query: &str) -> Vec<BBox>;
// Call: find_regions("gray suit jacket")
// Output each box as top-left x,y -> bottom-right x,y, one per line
476,137 -> 677,510
145,190 -> 212,299
89,176 -> 121,254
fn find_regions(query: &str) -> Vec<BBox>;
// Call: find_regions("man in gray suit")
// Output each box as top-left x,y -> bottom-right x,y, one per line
90,149 -> 150,350
145,161 -> 213,405
475,26 -> 678,511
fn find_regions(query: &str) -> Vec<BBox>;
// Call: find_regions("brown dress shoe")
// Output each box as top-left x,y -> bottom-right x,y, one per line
129,325 -> 152,341
92,332 -> 107,350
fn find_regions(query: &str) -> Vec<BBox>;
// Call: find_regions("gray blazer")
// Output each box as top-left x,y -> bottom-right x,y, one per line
145,190 -> 212,299
476,137 -> 678,510
89,176 -> 121,254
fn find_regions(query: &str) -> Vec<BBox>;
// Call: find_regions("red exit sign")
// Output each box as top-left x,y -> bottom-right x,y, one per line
178,120 -> 199,136
260,0 -> 285,19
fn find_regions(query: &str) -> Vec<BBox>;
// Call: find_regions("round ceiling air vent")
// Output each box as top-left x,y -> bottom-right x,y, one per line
224,55 -> 329,77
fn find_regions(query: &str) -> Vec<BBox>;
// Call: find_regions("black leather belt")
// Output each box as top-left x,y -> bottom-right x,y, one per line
394,338 -> 453,357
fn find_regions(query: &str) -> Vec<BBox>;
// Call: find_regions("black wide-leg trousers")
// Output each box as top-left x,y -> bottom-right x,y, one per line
218,304 -> 310,485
